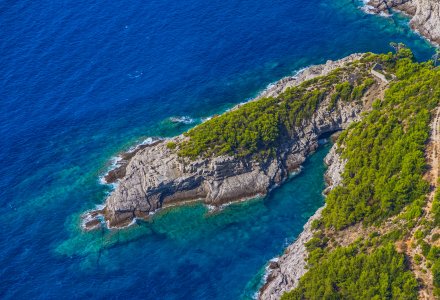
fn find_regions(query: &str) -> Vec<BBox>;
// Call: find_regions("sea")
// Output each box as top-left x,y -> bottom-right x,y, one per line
0,0 -> 435,299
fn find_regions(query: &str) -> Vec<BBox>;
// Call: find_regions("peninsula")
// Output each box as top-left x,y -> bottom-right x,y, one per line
80,2 -> 440,298
83,53 -> 383,229
83,47 -> 440,299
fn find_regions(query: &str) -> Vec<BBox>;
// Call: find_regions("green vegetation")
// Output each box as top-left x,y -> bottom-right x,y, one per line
282,48 -> 440,299
282,244 -> 418,300
166,48 -> 440,298
166,141 -> 177,150
328,78 -> 375,110
424,245 -> 440,296
322,51 -> 440,230
175,59 -> 375,159
416,183 -> 440,297
433,181 -> 440,226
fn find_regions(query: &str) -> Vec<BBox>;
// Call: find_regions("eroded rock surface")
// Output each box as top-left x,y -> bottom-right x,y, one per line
366,0 -> 440,45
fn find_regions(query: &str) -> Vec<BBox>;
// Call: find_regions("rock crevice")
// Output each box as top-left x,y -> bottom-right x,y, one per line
257,144 -> 345,300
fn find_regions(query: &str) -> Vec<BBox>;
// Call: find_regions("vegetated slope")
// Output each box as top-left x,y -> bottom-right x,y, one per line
282,49 -> 440,299
175,63 -> 375,159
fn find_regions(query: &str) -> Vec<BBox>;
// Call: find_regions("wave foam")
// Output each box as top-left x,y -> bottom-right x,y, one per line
169,116 -> 195,124
127,136 -> 157,152
99,136 -> 161,186
360,0 -> 392,17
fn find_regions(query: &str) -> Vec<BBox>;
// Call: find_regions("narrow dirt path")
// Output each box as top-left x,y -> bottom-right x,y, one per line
404,106 -> 440,299
427,107 -> 440,209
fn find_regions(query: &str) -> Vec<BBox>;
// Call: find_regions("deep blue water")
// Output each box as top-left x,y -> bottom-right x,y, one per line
0,0 -> 435,299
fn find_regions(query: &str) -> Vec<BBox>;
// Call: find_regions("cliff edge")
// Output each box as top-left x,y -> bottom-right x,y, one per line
365,0 -> 440,45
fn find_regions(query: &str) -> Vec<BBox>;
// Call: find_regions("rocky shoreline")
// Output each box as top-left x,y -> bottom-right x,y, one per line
82,53 -> 377,230
77,3 -> 440,298
257,144 -> 345,300
364,0 -> 440,45
255,2 -> 440,298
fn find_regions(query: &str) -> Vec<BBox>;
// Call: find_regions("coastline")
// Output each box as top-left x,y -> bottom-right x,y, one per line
363,0 -> 440,46
98,63 -> 342,187
256,3 -> 440,297
258,206 -> 325,300
257,143 -> 345,299
6,0 -> 440,298
80,39 -> 433,296
101,137 -> 163,185
96,69 -> 311,189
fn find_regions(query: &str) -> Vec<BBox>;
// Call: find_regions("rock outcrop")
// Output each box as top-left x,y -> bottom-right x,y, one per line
323,144 -> 346,194
258,145 -> 344,300
82,54 -> 377,230
365,0 -> 440,45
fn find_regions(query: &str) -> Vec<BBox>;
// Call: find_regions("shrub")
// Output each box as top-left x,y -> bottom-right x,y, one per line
176,60 -> 376,159
322,55 -> 439,229
166,141 -> 177,150
282,244 -> 418,300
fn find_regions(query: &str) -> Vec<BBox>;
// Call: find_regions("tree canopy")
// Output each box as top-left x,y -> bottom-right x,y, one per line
173,58 -> 376,159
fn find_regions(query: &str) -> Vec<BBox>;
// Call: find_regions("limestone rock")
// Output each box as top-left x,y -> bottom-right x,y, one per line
366,0 -> 440,45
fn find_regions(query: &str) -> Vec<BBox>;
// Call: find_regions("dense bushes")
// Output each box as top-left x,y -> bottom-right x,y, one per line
328,78 -> 375,110
176,60 -> 375,159
283,48 -> 440,299
425,246 -> 440,296
166,141 -> 177,150
322,54 -> 440,230
177,95 -> 283,158
282,244 -> 418,300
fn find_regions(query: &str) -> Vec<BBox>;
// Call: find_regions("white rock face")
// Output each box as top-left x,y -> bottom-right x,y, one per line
366,0 -> 440,45
323,145 -> 346,193
411,0 -> 440,45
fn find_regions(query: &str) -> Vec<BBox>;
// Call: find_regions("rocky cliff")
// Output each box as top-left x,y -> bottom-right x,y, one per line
82,53 -> 382,230
258,145 -> 345,300
365,0 -> 440,45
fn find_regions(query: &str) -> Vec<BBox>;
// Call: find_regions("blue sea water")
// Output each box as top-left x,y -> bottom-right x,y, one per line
0,0 -> 435,299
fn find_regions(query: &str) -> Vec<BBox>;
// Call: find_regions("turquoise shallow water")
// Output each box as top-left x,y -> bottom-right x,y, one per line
57,144 -> 329,299
0,0 -> 436,298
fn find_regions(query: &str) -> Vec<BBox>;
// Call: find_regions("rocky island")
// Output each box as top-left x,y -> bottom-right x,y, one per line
83,53 -> 385,229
